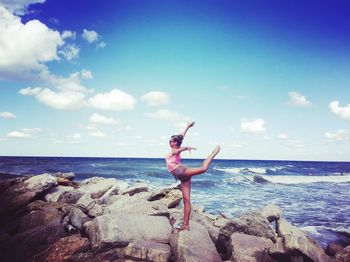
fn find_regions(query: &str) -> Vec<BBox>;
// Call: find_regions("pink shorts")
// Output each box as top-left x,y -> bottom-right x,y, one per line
172,165 -> 190,182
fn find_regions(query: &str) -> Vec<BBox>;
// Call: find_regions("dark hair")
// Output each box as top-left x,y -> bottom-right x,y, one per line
170,134 -> 184,146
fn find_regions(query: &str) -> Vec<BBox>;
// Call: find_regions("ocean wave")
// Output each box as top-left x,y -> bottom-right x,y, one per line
214,167 -> 267,174
261,175 -> 350,184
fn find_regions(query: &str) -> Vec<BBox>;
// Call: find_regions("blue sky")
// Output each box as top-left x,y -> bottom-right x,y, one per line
1,0 -> 350,161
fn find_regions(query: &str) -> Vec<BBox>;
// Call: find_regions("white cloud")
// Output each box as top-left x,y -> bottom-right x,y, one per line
6,131 -> 31,138
21,127 -> 42,133
58,44 -> 79,61
81,69 -> 93,80
288,92 -> 312,107
141,91 -> 170,106
145,109 -> 183,121
19,70 -> 91,110
69,133 -> 81,139
61,30 -> 76,40
329,101 -> 350,121
97,42 -> 106,49
325,129 -> 350,142
82,29 -> 98,43
88,89 -> 137,111
277,134 -> 288,140
0,0 -> 46,15
0,5 -> 64,79
90,113 -> 119,125
18,87 -> 42,95
240,118 -> 266,134
86,125 -> 98,131
0,112 -> 16,119
89,131 -> 106,137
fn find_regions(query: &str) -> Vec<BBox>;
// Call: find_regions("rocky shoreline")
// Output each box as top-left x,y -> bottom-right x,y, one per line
0,173 -> 349,262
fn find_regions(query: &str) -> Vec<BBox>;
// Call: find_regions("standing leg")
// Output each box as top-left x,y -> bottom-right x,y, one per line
178,178 -> 191,231
184,145 -> 220,177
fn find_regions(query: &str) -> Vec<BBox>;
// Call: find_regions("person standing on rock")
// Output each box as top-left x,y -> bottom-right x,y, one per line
165,122 -> 220,232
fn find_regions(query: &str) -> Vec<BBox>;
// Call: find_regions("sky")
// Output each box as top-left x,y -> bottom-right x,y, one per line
1,0 -> 350,161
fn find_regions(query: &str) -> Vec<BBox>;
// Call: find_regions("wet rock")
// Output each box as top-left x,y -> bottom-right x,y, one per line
253,175 -> 269,183
33,235 -> 90,262
277,219 -> 332,262
87,213 -> 172,250
123,239 -> 171,262
170,221 -> 222,262
44,185 -> 75,202
230,233 -> 275,262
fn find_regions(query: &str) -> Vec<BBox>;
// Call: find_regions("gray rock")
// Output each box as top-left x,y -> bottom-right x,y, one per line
277,219 -> 332,262
161,189 -> 182,208
62,205 -> 90,232
123,239 -> 171,262
230,233 -> 275,262
148,184 -> 180,201
260,204 -> 282,222
326,242 -> 344,256
53,171 -> 75,180
122,182 -> 149,196
76,194 -> 103,217
58,189 -> 84,204
87,213 -> 172,250
170,221 -> 222,262
44,185 -> 74,202
253,175 -> 269,183
268,237 -> 289,261
105,197 -> 169,217
78,177 -> 127,198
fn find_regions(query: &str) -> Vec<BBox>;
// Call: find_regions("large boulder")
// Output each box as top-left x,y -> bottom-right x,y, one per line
277,219 -> 332,262
0,174 -> 57,215
148,184 -> 180,201
260,204 -> 282,222
123,239 -> 172,262
78,177 -> 127,198
76,194 -> 104,217
335,245 -> 350,262
87,213 -> 172,250
230,233 -> 275,262
161,189 -> 182,208
170,221 -> 222,262
62,205 -> 90,232
58,189 -> 84,204
105,197 -> 169,217
44,185 -> 75,202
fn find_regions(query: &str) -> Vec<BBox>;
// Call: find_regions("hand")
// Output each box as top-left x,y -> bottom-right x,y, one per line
187,146 -> 197,152
188,122 -> 195,128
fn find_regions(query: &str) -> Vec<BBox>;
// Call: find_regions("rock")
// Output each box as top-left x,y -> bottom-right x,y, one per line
62,205 -> 90,232
123,239 -> 171,262
161,189 -> 182,208
105,197 -> 169,217
260,204 -> 282,222
122,182 -> 149,196
53,172 -> 75,180
0,174 -> 57,215
0,211 -> 67,262
44,185 -> 75,202
253,175 -> 269,183
148,184 -> 180,201
33,235 -> 90,262
189,208 -> 221,243
27,200 -> 66,211
170,221 -> 222,262
76,195 -> 103,217
230,233 -> 275,262
68,249 -> 125,262
335,245 -> 350,262
277,219 -> 332,262
19,208 -> 64,233
214,216 -> 229,228
326,242 -> 344,256
78,177 -> 127,198
87,213 -> 172,250
97,184 -> 119,204
268,237 -> 289,261
58,190 -> 84,204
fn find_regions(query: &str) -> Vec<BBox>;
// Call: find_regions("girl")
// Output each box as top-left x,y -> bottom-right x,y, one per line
165,122 -> 220,232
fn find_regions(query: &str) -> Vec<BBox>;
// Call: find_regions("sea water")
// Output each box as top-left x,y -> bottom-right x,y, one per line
0,156 -> 349,248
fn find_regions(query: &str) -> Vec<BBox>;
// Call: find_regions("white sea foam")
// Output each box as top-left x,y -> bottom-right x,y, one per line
214,167 -> 266,174
261,175 -> 350,184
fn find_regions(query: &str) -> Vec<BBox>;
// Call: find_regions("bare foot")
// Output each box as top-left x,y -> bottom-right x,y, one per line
175,225 -> 190,233
212,145 -> 220,156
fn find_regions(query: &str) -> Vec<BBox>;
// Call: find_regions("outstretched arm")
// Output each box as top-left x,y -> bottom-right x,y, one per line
181,122 -> 195,137
173,146 -> 196,155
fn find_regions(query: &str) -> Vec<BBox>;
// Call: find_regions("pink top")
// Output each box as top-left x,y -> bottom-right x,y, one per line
165,151 -> 181,172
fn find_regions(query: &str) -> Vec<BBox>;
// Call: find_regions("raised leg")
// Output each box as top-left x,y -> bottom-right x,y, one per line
184,145 -> 220,177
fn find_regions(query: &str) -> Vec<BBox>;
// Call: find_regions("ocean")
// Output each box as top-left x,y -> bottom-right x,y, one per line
0,156 -> 349,248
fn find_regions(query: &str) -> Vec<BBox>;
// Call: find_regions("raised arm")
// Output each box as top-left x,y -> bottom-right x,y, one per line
181,122 -> 195,137
172,146 -> 196,155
